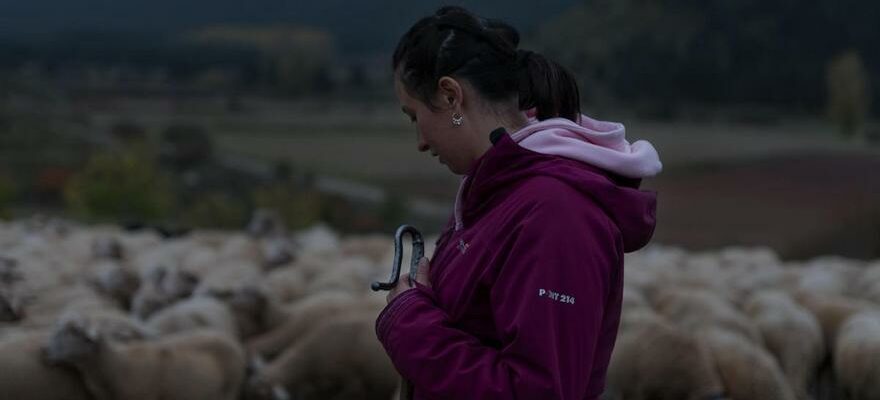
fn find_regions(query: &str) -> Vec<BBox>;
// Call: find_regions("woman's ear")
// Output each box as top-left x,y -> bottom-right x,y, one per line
437,76 -> 463,110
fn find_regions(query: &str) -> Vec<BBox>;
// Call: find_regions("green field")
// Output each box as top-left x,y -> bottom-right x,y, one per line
51,95 -> 880,259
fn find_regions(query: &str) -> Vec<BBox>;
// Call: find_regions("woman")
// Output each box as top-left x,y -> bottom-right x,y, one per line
376,6 -> 662,399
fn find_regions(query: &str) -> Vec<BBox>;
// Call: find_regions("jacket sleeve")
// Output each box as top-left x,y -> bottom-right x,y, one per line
375,192 -> 620,399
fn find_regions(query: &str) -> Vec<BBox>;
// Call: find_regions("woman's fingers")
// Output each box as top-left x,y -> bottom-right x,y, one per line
386,258 -> 432,304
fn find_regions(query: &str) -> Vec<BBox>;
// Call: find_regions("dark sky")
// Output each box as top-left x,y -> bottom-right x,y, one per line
0,0 -> 579,54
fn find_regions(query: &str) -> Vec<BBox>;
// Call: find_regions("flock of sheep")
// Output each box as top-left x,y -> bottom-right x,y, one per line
1,212 -> 878,400
611,246 -> 880,400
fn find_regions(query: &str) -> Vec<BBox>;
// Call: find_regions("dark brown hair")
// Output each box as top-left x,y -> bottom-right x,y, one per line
392,6 -> 581,122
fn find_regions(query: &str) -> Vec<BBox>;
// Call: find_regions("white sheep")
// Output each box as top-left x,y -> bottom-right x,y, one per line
247,209 -> 287,238
246,312 -> 397,400
1,307 -> 152,399
87,260 -> 141,309
701,327 -> 796,400
722,255 -> 790,305
19,284 -> 120,330
743,290 -> 824,400
260,236 -> 297,269
293,224 -> 340,256
245,291 -> 383,359
217,234 -> 263,263
860,283 -> 880,306
178,245 -> 223,277
191,259 -> 263,295
3,254 -> 64,296
653,288 -> 764,346
302,256 -> 377,297
290,251 -> 342,282
261,267 -> 307,305
146,296 -> 239,338
856,261 -> 880,305
0,332 -> 93,400
834,311 -> 880,400
717,246 -> 781,271
791,291 -> 874,353
339,234 -> 393,264
91,235 -> 125,260
674,252 -> 731,297
54,309 -> 155,343
620,285 -> 650,312
622,246 -> 687,300
131,264 -> 199,320
794,256 -> 863,296
607,309 -> 726,400
46,315 -> 246,400
195,283 -> 285,339
116,229 -> 162,256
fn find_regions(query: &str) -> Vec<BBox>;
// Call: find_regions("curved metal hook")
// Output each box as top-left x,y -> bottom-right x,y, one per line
371,225 -> 424,292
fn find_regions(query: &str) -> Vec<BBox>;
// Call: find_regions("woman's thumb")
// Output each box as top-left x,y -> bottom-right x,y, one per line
415,257 -> 431,287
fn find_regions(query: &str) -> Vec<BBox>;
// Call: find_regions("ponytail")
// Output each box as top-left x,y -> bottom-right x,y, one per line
517,50 -> 582,123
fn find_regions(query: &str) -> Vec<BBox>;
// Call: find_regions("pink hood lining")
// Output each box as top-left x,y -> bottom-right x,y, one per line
454,114 -> 662,231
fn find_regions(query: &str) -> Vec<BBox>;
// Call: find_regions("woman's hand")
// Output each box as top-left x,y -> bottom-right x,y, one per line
387,257 -> 431,304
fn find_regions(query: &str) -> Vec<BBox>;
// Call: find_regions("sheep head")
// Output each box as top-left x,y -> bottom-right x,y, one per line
247,208 -> 286,238
0,289 -> 23,322
92,236 -> 125,260
131,286 -> 173,320
229,285 -> 271,337
159,267 -> 199,298
199,284 -> 271,338
90,262 -> 141,309
143,264 -> 198,297
261,238 -> 296,269
0,256 -> 22,284
132,264 -> 199,319
45,313 -> 103,364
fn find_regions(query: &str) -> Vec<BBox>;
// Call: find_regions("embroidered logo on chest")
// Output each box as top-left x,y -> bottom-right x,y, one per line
457,238 -> 470,254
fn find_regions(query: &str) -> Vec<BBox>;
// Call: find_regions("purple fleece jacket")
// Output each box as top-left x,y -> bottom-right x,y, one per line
376,124 -> 659,399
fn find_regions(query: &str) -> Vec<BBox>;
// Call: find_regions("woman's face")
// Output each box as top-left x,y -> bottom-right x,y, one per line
395,77 -> 474,175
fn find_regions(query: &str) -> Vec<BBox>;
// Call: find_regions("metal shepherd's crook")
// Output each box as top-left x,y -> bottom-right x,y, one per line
371,224 -> 424,292
371,224 -> 424,400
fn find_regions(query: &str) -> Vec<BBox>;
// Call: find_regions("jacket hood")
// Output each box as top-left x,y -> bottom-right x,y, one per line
454,114 -> 662,252
513,114 -> 662,178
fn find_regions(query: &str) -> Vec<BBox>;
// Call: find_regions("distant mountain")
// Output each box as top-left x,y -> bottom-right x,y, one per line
0,0 -> 579,55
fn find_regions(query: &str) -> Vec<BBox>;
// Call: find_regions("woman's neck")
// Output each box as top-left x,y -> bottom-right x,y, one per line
468,110 -> 528,155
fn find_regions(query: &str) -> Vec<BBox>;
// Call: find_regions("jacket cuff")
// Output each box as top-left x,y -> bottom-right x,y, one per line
375,288 -> 424,345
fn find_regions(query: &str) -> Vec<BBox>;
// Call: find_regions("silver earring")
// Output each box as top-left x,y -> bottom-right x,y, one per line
452,113 -> 464,126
